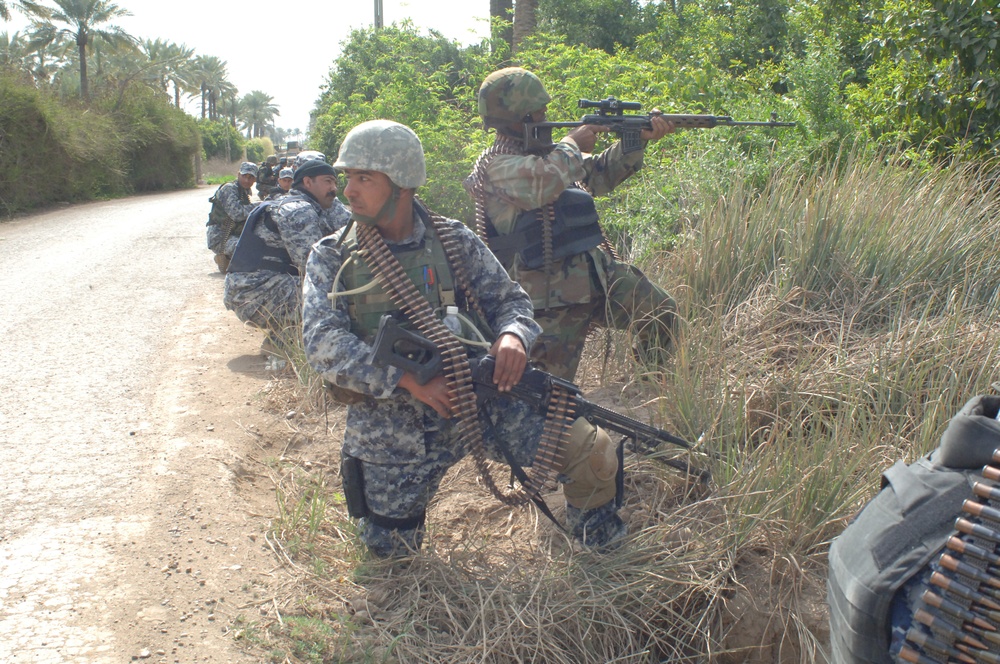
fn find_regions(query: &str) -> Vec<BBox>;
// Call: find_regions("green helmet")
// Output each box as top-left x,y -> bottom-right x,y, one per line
265,154 -> 278,165
333,120 -> 426,189
478,67 -> 551,129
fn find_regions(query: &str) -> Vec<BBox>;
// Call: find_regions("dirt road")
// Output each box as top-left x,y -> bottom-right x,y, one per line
0,189 -> 284,663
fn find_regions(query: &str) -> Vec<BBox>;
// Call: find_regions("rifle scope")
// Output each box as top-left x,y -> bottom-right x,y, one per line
578,97 -> 642,114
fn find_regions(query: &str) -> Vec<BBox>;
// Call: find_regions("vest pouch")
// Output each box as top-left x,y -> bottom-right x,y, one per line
499,188 -> 604,270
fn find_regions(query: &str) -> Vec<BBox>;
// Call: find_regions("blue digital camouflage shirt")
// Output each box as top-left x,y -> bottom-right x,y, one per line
302,210 -> 540,465
223,190 -> 351,328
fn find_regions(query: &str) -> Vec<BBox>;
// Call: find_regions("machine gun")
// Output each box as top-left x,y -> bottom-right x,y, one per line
525,96 -> 796,154
367,315 -> 710,481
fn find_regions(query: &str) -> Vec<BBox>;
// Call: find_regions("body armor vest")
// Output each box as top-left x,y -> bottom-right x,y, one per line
828,397 -> 1000,663
828,459 -> 975,663
226,200 -> 297,276
339,221 -> 462,344
207,181 -> 250,243
485,187 -> 604,270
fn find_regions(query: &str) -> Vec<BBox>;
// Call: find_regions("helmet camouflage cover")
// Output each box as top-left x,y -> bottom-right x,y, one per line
333,120 -> 426,189
478,67 -> 551,128
265,154 -> 278,165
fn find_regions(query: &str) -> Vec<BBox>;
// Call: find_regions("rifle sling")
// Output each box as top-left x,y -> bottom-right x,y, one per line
479,409 -> 566,533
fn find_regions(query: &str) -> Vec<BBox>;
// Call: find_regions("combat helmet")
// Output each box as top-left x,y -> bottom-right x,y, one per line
265,154 -> 278,165
293,150 -> 327,169
334,120 -> 426,189
478,67 -> 551,129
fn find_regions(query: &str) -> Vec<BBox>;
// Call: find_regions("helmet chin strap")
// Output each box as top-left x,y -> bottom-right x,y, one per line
351,184 -> 401,226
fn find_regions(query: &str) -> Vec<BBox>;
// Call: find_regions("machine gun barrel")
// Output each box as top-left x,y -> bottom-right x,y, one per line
368,316 -> 710,480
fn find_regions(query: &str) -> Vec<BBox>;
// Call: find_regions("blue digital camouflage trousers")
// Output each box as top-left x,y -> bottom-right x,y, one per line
347,395 -> 624,557
223,271 -> 300,333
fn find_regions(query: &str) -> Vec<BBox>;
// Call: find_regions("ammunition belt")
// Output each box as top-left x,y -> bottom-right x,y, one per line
355,204 -> 570,505
468,135 -> 619,306
897,449 -> 1000,663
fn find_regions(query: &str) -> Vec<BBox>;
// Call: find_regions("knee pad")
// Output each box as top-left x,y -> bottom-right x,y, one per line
560,417 -> 618,510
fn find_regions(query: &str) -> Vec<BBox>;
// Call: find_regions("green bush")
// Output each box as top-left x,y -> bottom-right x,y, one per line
198,118 -> 245,162
0,72 -> 124,214
245,136 -> 275,164
98,82 -> 200,191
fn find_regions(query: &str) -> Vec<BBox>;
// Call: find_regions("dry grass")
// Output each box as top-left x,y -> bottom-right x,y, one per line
249,152 -> 1000,663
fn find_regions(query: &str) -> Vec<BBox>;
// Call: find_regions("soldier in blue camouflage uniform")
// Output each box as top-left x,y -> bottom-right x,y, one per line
266,167 -> 294,200
224,158 -> 350,341
465,67 -> 678,381
206,161 -> 257,273
256,154 -> 279,198
302,120 -> 626,558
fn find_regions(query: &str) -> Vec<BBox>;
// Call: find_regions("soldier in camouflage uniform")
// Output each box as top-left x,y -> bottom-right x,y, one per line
465,67 -> 678,381
303,120 -> 626,558
293,150 -> 326,170
206,161 -> 257,273
224,158 -> 350,342
265,167 -> 294,200
256,154 -> 279,198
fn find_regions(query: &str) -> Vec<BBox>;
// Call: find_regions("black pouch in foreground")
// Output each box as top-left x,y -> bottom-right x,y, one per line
340,455 -> 368,519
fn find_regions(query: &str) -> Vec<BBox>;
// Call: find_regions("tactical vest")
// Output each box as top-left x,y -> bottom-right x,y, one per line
484,188 -> 604,271
226,200 -> 297,276
827,397 -> 1000,663
207,181 -> 248,236
338,222 -> 460,344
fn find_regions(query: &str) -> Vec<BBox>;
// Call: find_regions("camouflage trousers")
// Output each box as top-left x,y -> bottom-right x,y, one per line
206,222 -> 243,258
530,260 -> 676,381
347,397 -> 624,558
223,271 -> 301,334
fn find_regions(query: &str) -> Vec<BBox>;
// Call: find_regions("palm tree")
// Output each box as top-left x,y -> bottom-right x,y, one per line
0,0 -> 47,21
490,0 -> 513,51
512,0 -> 537,53
162,41 -> 193,108
218,89 -> 242,128
189,54 -> 229,120
240,90 -> 279,138
24,0 -> 136,100
0,30 -> 31,75
23,19 -> 72,84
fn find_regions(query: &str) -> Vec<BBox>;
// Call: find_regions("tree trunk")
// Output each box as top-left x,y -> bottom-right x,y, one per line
77,37 -> 88,100
490,0 -> 513,52
201,83 -> 207,119
512,0 -> 537,53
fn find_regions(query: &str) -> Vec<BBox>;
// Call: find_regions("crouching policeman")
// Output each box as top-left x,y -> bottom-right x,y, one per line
223,158 -> 350,348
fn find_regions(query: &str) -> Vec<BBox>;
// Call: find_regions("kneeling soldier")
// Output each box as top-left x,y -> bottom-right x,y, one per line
224,158 -> 350,348
302,120 -> 625,558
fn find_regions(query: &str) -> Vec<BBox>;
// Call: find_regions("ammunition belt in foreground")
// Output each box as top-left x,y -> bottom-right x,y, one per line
896,450 -> 1000,663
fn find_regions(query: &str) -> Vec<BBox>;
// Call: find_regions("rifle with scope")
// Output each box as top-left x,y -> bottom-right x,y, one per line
525,96 -> 796,154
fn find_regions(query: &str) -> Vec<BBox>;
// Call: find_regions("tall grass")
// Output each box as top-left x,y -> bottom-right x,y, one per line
263,153 -> 1000,663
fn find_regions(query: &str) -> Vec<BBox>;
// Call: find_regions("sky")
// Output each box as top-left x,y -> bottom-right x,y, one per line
2,0 -> 491,136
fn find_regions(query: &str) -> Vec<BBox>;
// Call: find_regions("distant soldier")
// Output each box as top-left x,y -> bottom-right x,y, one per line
256,154 -> 279,198
293,150 -> 326,170
206,161 -> 257,273
223,159 -> 350,352
466,67 -> 678,381
266,167 -> 294,200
